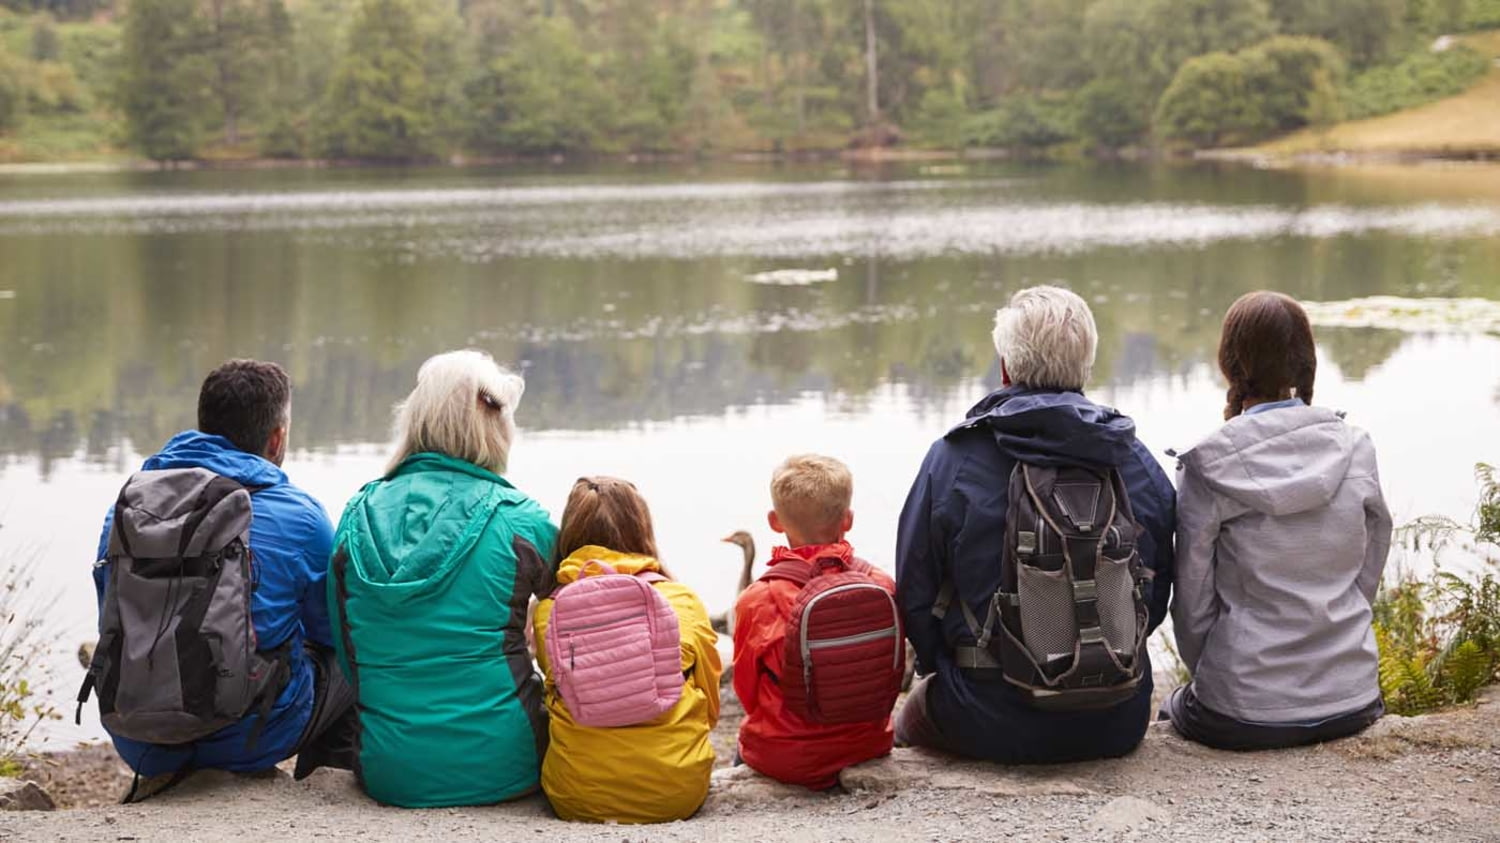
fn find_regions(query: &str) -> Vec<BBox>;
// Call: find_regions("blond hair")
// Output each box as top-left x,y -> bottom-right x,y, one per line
770,454 -> 853,542
991,285 -> 1098,391
387,349 -> 525,475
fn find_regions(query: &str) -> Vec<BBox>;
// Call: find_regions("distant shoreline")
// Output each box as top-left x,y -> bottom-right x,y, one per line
4,144 -> 1495,177
1199,148 -> 1500,167
0,147 -> 1005,176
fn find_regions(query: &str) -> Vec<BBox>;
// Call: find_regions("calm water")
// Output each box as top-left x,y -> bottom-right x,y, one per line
3,160 -> 1499,742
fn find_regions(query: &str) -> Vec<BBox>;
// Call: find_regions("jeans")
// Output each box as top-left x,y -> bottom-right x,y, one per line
291,644 -> 358,779
1162,684 -> 1384,752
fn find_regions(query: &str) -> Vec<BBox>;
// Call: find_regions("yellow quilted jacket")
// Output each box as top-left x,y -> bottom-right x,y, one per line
533,546 -> 722,823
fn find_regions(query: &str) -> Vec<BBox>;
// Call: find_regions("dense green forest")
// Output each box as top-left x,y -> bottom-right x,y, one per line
0,0 -> 1498,161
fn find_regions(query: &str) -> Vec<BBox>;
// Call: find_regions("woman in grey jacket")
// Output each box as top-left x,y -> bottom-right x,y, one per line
1167,291 -> 1393,750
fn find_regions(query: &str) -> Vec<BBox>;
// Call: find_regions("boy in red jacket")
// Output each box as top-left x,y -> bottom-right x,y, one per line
732,454 -> 896,790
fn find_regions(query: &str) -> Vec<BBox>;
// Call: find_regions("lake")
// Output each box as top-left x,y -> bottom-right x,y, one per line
2,159 -> 1499,743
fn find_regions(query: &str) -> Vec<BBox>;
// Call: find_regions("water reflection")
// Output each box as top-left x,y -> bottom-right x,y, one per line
3,222 -> 1497,474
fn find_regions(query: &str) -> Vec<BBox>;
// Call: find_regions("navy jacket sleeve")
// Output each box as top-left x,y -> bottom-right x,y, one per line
896,443 -> 946,676
298,505 -> 337,649
1126,441 -> 1177,633
93,509 -> 113,608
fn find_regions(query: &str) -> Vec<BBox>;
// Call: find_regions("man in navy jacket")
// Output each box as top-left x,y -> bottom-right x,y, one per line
895,286 -> 1176,763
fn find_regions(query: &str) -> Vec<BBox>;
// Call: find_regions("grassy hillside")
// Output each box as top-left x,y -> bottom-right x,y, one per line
1260,31 -> 1500,157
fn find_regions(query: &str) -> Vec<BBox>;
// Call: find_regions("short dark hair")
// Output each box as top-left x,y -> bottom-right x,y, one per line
197,359 -> 292,455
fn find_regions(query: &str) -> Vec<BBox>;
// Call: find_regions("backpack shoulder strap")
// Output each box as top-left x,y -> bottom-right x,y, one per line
637,571 -> 670,585
760,558 -> 814,588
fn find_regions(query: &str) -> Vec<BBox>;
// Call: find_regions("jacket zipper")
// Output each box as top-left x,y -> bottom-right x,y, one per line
807,626 -> 899,648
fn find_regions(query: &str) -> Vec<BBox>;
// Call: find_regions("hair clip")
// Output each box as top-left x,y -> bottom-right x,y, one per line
478,391 -> 502,411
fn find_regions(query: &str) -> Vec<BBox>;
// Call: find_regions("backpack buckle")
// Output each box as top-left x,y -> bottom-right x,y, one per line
1016,531 -> 1037,556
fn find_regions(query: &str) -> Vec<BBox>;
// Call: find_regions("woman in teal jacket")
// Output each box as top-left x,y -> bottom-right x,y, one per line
329,350 -> 558,808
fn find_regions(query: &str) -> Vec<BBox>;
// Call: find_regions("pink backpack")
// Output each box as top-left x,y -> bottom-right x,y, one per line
545,560 -> 683,728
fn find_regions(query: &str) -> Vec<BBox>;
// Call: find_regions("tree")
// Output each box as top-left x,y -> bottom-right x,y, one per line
473,15 -> 616,154
1084,0 -> 1277,125
1244,36 -> 1345,132
30,17 -> 62,62
316,0 -> 438,161
1073,79 -> 1149,150
862,0 -> 878,126
962,94 -> 1074,150
259,0 -> 303,157
1268,0 -> 1407,68
0,53 -> 26,132
117,0 -> 210,160
203,0 -> 272,147
1002,0 -> 1094,92
1155,51 -> 1262,147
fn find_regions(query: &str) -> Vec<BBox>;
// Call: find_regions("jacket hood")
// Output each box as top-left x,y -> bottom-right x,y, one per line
341,452 -> 514,603
142,430 -> 286,488
555,545 -> 663,585
949,386 -> 1140,469
1179,404 -> 1356,516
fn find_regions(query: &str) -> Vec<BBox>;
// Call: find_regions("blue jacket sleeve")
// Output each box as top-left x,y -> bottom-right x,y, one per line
896,444 -> 947,677
1126,442 -> 1177,634
93,509 -> 114,608
299,505 -> 337,649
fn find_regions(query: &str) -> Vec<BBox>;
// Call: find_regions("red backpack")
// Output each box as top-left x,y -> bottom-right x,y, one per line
761,553 -> 904,724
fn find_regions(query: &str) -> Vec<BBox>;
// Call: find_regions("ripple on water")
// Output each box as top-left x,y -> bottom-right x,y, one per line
0,179 -> 1497,260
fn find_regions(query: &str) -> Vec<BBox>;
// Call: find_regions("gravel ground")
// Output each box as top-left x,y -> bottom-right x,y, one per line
5,690 -> 1497,842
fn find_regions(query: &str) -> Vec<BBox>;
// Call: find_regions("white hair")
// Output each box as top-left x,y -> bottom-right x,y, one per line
388,349 -> 526,476
991,286 -> 1098,390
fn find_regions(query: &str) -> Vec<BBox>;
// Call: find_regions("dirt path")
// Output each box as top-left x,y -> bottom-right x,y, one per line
5,690 -> 1497,842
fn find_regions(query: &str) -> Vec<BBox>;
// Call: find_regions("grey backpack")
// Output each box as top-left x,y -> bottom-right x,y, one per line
77,468 -> 289,746
948,463 -> 1150,711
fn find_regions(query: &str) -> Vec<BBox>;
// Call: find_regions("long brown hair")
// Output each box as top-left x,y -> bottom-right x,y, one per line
1218,291 -> 1316,420
555,476 -> 664,570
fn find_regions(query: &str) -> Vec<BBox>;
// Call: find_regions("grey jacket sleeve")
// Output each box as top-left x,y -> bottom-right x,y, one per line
1171,465 -> 1222,674
1357,476 -> 1393,605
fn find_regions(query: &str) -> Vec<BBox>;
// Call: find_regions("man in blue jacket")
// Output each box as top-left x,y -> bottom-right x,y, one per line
895,286 -> 1176,763
92,360 -> 352,789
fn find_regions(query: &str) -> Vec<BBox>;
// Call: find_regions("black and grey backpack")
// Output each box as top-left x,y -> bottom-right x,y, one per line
77,468 -> 289,746
945,462 -> 1150,711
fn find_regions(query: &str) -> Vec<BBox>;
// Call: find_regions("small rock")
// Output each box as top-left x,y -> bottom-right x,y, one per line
1090,796 -> 1171,834
0,779 -> 57,811
700,764 -> 812,812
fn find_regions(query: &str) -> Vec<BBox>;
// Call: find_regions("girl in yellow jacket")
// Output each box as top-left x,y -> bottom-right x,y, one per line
533,476 -> 722,824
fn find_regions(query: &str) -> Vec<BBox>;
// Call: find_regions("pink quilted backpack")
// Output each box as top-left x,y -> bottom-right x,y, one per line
545,560 -> 683,728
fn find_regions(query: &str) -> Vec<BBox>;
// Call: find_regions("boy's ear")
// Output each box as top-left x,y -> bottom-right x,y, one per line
841,509 -> 854,535
768,510 -> 786,535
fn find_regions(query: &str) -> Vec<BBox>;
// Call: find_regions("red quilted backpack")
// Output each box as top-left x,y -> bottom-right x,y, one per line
761,554 -> 904,724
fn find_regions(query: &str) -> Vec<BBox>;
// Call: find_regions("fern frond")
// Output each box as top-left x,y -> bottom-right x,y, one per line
1443,639 -> 1493,704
